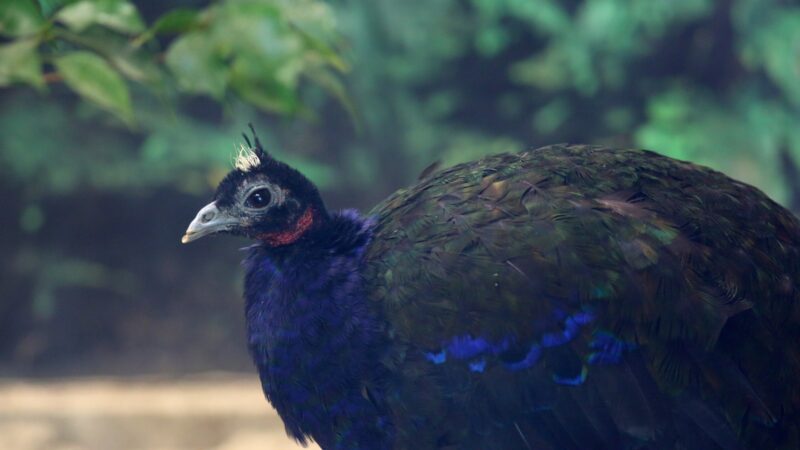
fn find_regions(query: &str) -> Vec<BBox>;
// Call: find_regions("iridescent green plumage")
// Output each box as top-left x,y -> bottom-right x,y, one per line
363,145 -> 800,449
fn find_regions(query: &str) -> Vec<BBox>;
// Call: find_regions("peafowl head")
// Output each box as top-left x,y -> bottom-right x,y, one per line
181,126 -> 328,246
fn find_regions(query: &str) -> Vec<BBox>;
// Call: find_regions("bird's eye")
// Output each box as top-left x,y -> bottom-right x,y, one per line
245,188 -> 273,209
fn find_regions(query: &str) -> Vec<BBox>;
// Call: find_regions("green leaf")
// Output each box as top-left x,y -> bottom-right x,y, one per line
282,0 -> 346,70
230,74 -> 300,115
132,8 -> 199,48
0,38 -> 44,89
476,26 -> 510,57
165,32 -> 228,99
509,46 -> 571,91
748,10 -> 800,107
35,0 -> 73,17
47,28 -> 163,84
0,0 -> 44,36
150,8 -> 198,34
55,0 -> 144,34
229,54 -> 301,114
105,46 -> 161,84
20,204 -> 45,233
67,31 -> 162,83
306,67 -> 357,124
54,51 -> 133,124
533,99 -> 569,134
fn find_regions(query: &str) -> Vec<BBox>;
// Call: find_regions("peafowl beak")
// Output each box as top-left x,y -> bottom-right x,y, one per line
181,201 -> 238,244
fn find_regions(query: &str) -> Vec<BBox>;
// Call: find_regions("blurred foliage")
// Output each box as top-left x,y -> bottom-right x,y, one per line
2,0 -> 800,371
332,0 -> 800,203
0,0 -> 341,198
3,0 -> 798,200
0,0 -> 345,121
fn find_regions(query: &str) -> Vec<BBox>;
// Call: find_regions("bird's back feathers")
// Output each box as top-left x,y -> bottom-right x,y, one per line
361,145 -> 800,449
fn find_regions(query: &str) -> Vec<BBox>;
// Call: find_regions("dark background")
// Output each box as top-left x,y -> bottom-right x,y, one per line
2,0 -> 800,378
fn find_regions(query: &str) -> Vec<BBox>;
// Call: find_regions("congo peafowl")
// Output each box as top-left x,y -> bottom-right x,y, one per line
182,129 -> 800,450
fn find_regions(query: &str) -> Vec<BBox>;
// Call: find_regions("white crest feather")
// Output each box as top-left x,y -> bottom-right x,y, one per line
234,143 -> 261,172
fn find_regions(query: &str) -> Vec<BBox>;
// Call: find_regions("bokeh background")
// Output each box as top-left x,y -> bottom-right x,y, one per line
1,0 -> 799,448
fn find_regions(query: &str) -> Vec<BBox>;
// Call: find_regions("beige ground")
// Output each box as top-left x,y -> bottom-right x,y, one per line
0,373 -> 320,450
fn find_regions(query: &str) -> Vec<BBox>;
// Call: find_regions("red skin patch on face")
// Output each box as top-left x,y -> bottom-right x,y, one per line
258,207 -> 315,247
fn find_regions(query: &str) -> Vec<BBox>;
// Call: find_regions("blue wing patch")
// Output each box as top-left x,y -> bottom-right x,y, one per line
425,350 -> 447,364
588,330 -> 637,365
468,359 -> 487,373
552,366 -> 588,386
423,309 -> 598,380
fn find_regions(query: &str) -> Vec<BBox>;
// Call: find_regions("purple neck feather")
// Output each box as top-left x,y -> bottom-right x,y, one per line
243,210 -> 391,449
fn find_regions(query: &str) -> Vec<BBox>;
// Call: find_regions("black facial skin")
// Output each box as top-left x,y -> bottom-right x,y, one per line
212,157 -> 329,239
